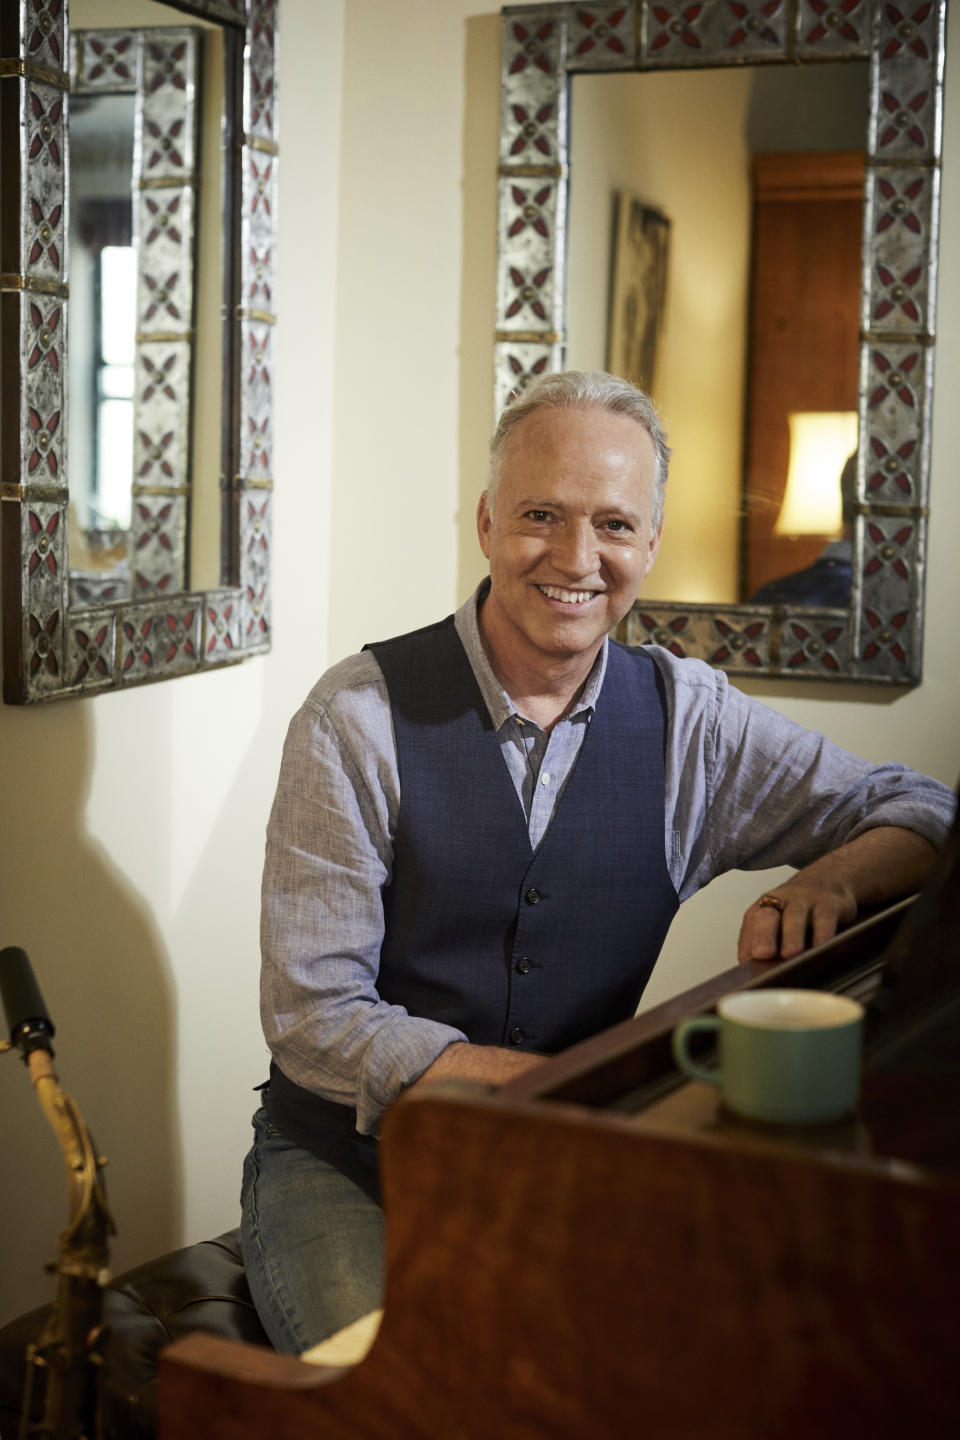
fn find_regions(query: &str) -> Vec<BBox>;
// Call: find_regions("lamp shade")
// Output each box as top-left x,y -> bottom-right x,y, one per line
775,411 -> 858,536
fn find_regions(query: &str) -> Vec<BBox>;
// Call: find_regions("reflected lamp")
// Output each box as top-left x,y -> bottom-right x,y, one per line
775,411 -> 858,536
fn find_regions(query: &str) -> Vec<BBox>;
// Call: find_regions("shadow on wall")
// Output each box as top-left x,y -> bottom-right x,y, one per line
165,686 -> 281,1245
0,699 -> 180,1327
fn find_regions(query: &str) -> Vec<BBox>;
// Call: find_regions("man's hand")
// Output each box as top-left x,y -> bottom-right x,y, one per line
738,878 -> 857,962
737,825 -> 939,964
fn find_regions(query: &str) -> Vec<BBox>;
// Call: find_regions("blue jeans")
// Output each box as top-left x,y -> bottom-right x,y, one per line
240,1107 -> 385,1353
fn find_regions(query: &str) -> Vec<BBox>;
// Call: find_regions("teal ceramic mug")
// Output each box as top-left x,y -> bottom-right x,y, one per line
671,989 -> 864,1124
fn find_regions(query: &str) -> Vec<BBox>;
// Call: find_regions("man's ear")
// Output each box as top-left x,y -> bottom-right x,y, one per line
643,518 -> 664,579
477,491 -> 493,560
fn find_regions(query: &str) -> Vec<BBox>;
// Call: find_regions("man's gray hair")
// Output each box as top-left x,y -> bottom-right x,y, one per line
487,370 -> 671,527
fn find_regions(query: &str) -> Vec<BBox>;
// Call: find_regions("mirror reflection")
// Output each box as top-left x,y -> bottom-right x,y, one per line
68,92 -> 136,540
67,1 -> 224,608
566,62 -> 868,608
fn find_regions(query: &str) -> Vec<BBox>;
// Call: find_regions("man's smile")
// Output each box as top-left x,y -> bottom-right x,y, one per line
536,584 -> 598,605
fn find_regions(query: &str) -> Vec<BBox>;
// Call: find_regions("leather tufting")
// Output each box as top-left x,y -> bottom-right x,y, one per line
0,1229 -> 271,1439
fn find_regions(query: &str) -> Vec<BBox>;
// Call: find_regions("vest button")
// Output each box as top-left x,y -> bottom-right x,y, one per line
509,1027 -> 525,1045
516,956 -> 531,974
524,888 -> 541,904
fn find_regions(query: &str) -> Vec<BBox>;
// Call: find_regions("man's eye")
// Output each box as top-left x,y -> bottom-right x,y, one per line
526,510 -> 553,523
604,519 -> 631,533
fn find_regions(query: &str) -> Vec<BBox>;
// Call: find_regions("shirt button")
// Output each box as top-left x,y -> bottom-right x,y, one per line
516,956 -> 531,974
540,771 -> 550,786
509,1027 -> 525,1045
524,888 -> 541,904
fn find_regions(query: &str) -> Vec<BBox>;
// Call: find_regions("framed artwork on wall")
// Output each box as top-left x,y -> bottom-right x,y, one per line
606,193 -> 670,396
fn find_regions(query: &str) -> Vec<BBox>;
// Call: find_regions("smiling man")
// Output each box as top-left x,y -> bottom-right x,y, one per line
476,403 -> 662,723
242,371 -> 954,1354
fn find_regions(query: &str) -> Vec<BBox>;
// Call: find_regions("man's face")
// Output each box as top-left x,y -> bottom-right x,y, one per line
476,405 -> 663,674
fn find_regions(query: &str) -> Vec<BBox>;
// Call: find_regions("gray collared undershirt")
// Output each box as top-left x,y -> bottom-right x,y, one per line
451,585 -> 604,849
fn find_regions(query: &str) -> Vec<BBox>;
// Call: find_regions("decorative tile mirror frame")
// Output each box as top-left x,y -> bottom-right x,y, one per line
1,0 -> 277,704
495,1 -> 945,685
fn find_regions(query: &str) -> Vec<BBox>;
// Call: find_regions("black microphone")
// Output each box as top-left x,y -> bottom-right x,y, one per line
0,946 -> 56,1058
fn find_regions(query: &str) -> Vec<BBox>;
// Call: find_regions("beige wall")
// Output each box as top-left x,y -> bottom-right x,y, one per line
327,1 -> 499,657
0,0 -> 346,1324
2,0 -> 958,1324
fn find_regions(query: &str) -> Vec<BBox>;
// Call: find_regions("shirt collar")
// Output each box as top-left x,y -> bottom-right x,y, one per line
453,579 -> 608,731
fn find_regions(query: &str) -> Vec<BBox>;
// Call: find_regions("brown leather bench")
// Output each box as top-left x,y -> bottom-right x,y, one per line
0,1229 -> 270,1439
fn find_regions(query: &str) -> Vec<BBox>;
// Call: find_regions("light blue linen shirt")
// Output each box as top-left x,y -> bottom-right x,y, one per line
260,584 -> 955,1134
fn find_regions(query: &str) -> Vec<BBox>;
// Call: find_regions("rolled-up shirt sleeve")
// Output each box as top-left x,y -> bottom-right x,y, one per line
260,654 -> 467,1135
263,637 -> 955,1133
650,649 -> 956,901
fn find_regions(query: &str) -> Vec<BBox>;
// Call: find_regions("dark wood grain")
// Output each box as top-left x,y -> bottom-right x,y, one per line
158,894 -> 960,1439
161,1081 -> 959,1438
742,150 -> 864,598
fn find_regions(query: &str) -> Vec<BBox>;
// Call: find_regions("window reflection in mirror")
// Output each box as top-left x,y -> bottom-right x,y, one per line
567,62 -> 869,608
68,0 -> 224,604
68,93 -> 136,584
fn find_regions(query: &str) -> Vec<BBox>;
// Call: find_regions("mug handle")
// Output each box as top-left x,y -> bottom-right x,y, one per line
671,1015 -> 722,1086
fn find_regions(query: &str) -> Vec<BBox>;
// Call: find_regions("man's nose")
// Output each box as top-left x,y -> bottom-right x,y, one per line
551,520 -> 597,577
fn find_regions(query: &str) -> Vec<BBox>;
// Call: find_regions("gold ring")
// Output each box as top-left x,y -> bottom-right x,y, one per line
757,894 -> 785,913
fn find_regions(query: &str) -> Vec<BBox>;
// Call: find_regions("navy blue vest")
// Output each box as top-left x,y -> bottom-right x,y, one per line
374,616 -> 677,1051
266,615 -> 678,1182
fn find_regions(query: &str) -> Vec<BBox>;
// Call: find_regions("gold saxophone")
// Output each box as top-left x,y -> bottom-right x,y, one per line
1,948 -> 115,1440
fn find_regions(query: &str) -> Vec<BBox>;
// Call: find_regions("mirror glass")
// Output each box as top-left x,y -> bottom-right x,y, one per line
566,62 -> 869,608
2,0 -> 278,703
495,4 -> 943,687
68,0 -> 224,606
68,92 -> 136,538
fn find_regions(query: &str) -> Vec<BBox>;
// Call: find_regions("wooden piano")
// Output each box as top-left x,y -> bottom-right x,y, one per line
159,833 -> 960,1438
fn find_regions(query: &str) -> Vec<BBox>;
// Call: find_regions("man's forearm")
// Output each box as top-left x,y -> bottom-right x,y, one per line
409,1040 -> 548,1091
738,824 -> 939,963
786,824 -> 938,906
